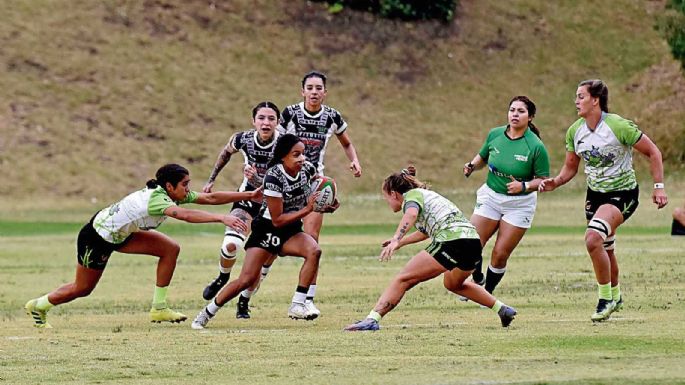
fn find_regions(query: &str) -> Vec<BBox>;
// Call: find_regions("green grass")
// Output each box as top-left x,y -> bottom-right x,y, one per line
1,194 -> 684,384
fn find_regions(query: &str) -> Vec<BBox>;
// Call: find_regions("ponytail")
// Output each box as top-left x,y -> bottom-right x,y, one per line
382,165 -> 429,195
146,164 -> 189,189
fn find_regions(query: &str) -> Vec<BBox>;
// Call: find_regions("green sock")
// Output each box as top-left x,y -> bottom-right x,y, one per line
611,284 -> 621,302
36,294 -> 54,311
491,300 -> 503,313
152,286 -> 168,309
598,283 -> 612,301
368,310 -> 382,322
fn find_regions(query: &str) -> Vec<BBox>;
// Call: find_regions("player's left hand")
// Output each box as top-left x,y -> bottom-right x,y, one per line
349,160 -> 362,177
319,198 -> 340,213
653,188 -> 668,209
379,238 -> 399,262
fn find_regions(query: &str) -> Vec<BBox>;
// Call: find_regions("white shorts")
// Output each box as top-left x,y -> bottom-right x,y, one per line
473,184 -> 537,229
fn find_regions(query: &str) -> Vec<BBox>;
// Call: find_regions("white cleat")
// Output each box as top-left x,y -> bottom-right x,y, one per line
305,300 -> 320,320
288,302 -> 315,320
191,309 -> 212,330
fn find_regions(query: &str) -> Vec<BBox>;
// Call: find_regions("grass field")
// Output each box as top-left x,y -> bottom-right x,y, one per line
1,191 -> 684,385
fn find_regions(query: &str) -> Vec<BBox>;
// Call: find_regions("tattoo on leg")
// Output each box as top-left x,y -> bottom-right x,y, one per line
377,301 -> 397,314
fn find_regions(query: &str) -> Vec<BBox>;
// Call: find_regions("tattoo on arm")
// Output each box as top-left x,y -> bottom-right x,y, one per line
171,210 -> 178,218
208,145 -> 232,182
396,221 -> 409,240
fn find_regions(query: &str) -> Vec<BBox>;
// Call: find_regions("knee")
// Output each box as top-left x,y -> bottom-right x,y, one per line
395,273 -> 420,290
305,247 -> 322,262
73,284 -> 95,298
584,231 -> 604,250
166,240 -> 181,259
490,249 -> 510,267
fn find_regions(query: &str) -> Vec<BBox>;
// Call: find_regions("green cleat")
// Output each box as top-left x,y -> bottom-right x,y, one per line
591,299 -> 616,322
25,299 -> 52,329
149,307 -> 187,323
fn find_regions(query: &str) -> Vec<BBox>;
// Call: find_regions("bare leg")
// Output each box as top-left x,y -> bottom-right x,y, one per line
280,232 -> 322,288
443,268 -> 496,308
586,205 -> 623,285
116,230 -> 181,287
215,248 -> 273,306
48,265 -> 103,305
372,251 -> 445,317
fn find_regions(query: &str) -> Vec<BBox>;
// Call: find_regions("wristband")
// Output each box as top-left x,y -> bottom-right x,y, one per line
467,162 -> 474,169
521,181 -> 527,194
654,182 -> 665,189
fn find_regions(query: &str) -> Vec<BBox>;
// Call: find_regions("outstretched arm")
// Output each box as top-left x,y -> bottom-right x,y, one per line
539,152 -> 580,192
163,206 -> 247,232
379,207 -> 419,262
194,188 -> 262,205
336,131 -> 362,177
633,134 -> 668,209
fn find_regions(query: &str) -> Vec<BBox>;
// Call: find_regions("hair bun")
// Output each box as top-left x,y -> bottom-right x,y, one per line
402,165 -> 417,177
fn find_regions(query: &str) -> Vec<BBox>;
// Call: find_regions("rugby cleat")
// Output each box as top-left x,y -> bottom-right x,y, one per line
288,302 -> 315,320
202,275 -> 228,300
344,318 -> 380,331
236,295 -> 251,319
591,299 -> 616,322
497,305 -> 517,327
149,307 -> 188,323
25,299 -> 52,329
304,300 -> 320,320
191,309 -> 213,330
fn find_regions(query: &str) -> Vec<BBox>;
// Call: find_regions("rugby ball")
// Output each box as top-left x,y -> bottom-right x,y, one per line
311,176 -> 337,212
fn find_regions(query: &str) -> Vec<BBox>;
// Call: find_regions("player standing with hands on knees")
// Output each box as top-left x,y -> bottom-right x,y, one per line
345,166 -> 516,331
539,79 -> 667,322
462,96 -> 550,296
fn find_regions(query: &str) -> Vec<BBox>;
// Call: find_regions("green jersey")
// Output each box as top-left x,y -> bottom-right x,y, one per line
93,186 -> 198,243
565,113 -> 642,192
402,188 -> 479,242
478,126 -> 550,195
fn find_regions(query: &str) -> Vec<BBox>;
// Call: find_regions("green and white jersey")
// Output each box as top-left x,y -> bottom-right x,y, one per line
402,188 -> 479,242
565,113 -> 642,192
478,126 -> 550,195
92,186 -> 198,243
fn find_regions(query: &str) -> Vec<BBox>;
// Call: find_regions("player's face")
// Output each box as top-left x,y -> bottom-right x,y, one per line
508,101 -> 531,130
302,77 -> 326,111
575,86 -> 596,118
166,174 -> 191,201
382,189 -> 402,213
281,141 -> 306,175
253,107 -> 278,140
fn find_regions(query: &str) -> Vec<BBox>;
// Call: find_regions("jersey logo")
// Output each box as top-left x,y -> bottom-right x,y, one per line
514,154 -> 528,162
492,147 -> 500,154
580,145 -> 616,168
577,140 -> 585,145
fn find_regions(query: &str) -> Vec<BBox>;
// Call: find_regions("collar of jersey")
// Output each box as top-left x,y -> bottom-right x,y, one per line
585,112 -> 608,132
278,164 -> 301,182
252,130 -> 278,149
298,102 -> 325,118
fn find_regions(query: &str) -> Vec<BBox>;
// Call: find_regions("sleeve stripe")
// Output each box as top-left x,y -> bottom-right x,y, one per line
264,190 -> 282,198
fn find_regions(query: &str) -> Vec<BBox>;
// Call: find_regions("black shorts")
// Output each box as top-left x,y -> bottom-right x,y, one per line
425,238 -> 482,271
232,199 -> 262,219
244,217 -> 303,254
76,216 -> 131,270
585,187 -> 639,221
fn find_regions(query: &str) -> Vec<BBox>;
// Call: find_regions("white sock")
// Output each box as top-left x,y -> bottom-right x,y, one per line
306,284 -> 317,301
292,291 -> 307,304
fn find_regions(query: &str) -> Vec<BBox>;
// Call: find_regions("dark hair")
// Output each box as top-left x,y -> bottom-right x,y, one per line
267,134 -> 303,169
382,165 -> 429,195
509,95 -> 541,138
252,101 -> 280,120
146,164 -> 189,189
301,71 -> 327,89
578,79 -> 609,113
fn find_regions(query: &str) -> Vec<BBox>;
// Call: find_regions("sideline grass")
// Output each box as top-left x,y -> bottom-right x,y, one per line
1,194 -> 684,384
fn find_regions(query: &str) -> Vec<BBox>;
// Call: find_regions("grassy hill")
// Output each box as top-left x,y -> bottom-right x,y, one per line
1,0 -> 684,201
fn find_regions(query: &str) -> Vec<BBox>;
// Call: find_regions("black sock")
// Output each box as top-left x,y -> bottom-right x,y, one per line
472,257 -> 484,284
218,272 -> 230,281
484,266 -> 506,294
672,219 -> 685,235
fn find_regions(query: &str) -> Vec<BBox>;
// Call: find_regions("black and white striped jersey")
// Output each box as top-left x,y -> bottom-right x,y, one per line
260,161 -> 318,220
228,130 -> 280,191
278,102 -> 347,175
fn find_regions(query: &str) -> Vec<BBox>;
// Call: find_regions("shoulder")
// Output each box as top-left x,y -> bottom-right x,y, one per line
567,118 -> 585,135
489,125 -> 507,137
604,113 -> 637,129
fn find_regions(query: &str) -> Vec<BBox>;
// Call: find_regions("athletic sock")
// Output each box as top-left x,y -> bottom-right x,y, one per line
484,265 -> 506,293
368,310 -> 382,322
206,299 -> 222,317
260,264 -> 272,281
472,257 -> 485,284
218,267 -> 232,276
36,294 -> 54,311
152,286 -> 168,309
598,283 -> 612,301
292,286 -> 308,304
306,284 -> 317,302
241,289 -> 254,299
611,284 -> 621,302
491,300 -> 504,314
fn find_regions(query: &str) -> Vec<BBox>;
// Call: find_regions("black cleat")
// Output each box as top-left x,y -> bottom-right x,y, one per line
202,275 -> 228,300
236,295 -> 251,319
498,305 -> 517,327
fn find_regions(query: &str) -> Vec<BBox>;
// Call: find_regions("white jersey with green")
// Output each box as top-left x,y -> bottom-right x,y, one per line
92,186 -> 198,243
402,188 -> 479,243
565,113 -> 642,192
478,126 -> 550,195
